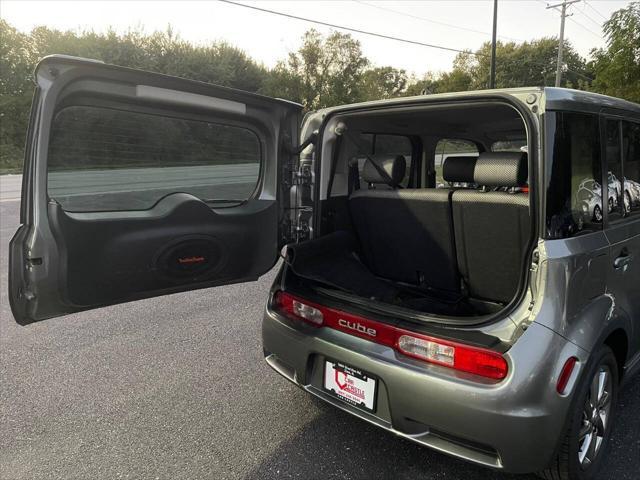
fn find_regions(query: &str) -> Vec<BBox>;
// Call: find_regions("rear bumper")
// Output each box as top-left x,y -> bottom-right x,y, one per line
262,307 -> 584,474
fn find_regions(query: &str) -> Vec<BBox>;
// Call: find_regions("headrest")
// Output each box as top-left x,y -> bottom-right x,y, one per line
474,151 -> 528,187
361,155 -> 407,185
442,156 -> 478,183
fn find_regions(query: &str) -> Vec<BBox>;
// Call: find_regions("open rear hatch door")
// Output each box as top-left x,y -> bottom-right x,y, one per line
9,55 -> 301,324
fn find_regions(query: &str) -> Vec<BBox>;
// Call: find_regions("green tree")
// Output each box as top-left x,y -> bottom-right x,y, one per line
265,29 -> 370,109
590,2 -> 640,102
265,29 -> 410,108
359,66 -> 408,101
0,20 -> 37,171
459,38 -> 590,90
0,23 -> 271,172
406,38 -> 591,96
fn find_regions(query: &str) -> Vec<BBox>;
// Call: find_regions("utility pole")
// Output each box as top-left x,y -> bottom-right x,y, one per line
490,0 -> 498,89
547,0 -> 580,87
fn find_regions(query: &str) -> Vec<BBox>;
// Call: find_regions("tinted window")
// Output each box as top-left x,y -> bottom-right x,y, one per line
605,119 -> 624,221
492,139 -> 527,152
622,121 -> 640,218
434,139 -> 479,187
356,134 -> 413,187
545,112 -> 602,239
374,134 -> 412,156
375,134 -> 412,187
48,106 -> 261,212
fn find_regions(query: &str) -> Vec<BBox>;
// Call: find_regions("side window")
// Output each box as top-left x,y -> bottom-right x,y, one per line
356,134 -> 413,187
622,121 -> 640,218
47,106 -> 261,212
491,139 -> 527,152
374,135 -> 413,187
545,112 -> 602,239
434,139 -> 479,187
605,119 -> 624,221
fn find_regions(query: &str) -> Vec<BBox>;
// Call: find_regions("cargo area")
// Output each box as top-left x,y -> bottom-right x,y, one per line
283,100 -> 534,321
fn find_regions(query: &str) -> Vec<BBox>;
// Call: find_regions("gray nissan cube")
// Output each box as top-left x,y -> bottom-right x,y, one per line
9,56 -> 640,480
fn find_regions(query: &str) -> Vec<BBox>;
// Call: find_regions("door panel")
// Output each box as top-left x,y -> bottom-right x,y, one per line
606,222 -> 640,360
604,118 -> 640,361
9,55 -> 301,324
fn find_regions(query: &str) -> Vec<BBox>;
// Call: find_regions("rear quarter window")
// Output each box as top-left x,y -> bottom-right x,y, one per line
356,134 -> 413,187
434,139 -> 479,187
545,111 -> 602,239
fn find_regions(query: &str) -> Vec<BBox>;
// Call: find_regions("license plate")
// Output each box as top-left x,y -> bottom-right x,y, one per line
323,360 -> 377,412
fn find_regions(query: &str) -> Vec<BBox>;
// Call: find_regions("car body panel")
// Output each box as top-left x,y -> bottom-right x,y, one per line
262,302 -> 586,473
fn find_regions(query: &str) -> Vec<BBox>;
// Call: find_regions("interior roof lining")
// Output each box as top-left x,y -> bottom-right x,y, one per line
336,102 -> 526,140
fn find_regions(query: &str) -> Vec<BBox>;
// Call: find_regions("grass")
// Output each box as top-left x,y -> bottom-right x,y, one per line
1,145 -> 24,175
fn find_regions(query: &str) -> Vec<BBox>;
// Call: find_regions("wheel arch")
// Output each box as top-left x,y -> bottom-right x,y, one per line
602,328 -> 629,381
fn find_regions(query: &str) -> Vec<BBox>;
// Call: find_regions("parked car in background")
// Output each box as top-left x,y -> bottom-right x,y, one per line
575,178 -> 605,223
624,178 -> 640,212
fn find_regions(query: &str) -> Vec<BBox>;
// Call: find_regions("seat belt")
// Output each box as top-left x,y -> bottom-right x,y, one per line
335,123 -> 402,189
348,158 -> 360,193
326,135 -> 343,199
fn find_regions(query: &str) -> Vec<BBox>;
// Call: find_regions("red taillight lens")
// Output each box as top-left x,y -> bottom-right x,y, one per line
556,357 -> 578,394
396,333 -> 508,380
272,291 -> 508,381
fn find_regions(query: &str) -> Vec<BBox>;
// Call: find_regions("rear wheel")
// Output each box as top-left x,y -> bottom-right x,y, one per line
623,191 -> 632,215
539,346 -> 618,480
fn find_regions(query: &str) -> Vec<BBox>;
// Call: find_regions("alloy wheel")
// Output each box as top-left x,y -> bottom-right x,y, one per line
624,192 -> 632,215
578,365 -> 612,468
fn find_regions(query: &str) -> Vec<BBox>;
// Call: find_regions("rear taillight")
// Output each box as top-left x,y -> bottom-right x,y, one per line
274,291 -> 324,326
272,291 -> 508,381
396,334 -> 508,380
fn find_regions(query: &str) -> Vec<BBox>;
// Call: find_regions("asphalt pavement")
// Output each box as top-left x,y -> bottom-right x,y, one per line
1,196 -> 639,480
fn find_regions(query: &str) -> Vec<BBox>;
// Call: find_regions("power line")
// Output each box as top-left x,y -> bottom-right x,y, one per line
218,0 -> 482,56
567,16 -> 605,39
574,4 -> 605,30
353,0 -> 525,43
584,0 -> 608,21
219,0 -> 594,83
539,0 -> 604,40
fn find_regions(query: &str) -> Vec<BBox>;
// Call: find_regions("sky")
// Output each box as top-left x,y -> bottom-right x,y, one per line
0,0 -> 633,78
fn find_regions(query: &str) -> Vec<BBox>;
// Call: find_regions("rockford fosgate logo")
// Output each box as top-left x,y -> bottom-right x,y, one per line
338,319 -> 377,337
178,256 -> 205,264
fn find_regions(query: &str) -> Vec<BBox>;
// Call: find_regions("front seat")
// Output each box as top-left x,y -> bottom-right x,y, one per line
349,155 -> 459,294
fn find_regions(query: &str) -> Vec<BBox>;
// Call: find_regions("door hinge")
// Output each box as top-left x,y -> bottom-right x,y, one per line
283,132 -> 317,245
287,155 -> 314,243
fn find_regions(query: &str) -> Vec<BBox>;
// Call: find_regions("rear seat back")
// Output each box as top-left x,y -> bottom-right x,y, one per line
451,152 -> 530,303
349,156 -> 459,293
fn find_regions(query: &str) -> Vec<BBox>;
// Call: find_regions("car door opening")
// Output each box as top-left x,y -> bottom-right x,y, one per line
283,100 -> 534,323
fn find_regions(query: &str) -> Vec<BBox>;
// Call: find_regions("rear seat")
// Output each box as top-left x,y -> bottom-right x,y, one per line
349,156 -> 459,293
348,153 -> 529,306
451,152 -> 530,303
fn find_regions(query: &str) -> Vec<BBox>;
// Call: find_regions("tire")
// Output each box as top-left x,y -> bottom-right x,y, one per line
538,346 -> 619,480
624,191 -> 632,215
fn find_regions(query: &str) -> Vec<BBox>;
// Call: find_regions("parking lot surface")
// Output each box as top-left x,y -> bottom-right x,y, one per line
1,198 -> 638,479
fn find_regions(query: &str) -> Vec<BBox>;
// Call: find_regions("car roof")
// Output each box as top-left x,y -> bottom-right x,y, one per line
313,87 -> 640,118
